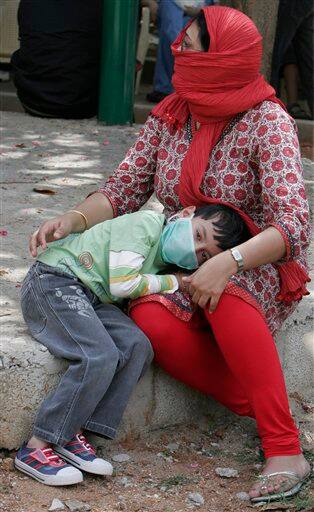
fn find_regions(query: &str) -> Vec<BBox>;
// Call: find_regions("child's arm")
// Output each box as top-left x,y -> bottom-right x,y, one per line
109,250 -> 178,299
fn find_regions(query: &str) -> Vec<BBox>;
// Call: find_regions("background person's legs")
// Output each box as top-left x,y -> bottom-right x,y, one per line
293,8 -> 314,118
271,0 -> 313,118
147,0 -> 189,102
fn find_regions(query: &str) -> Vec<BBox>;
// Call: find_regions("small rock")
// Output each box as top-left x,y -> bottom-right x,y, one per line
64,500 -> 91,512
157,452 -> 174,462
112,454 -> 131,463
118,476 -> 132,487
210,442 -> 219,447
188,492 -> 205,507
165,443 -> 179,452
2,458 -> 14,472
235,492 -> 250,502
215,467 -> 239,478
49,499 -> 65,511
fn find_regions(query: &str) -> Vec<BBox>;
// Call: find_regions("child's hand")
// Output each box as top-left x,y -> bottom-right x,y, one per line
174,272 -> 190,293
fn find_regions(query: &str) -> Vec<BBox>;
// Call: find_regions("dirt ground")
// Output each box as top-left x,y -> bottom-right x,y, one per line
0,417 -> 313,512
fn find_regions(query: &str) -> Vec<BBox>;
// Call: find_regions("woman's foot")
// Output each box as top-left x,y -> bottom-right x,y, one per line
249,454 -> 311,500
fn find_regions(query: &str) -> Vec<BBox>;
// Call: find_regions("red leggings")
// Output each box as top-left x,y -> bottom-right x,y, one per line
130,294 -> 301,458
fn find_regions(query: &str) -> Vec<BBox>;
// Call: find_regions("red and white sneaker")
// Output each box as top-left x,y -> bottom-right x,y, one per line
54,433 -> 113,476
15,444 -> 83,486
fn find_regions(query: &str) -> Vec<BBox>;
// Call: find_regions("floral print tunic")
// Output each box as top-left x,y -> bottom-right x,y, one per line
100,100 -> 310,334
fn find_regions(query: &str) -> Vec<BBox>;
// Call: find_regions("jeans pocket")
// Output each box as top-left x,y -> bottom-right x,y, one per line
21,284 -> 47,335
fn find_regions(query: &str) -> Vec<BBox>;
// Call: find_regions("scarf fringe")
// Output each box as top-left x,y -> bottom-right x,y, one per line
276,261 -> 311,304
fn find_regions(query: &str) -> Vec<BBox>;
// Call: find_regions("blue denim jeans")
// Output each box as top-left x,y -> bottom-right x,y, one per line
153,0 -> 190,94
21,262 -> 154,446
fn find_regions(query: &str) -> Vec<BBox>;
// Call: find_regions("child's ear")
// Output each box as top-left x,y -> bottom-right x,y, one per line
181,206 -> 196,217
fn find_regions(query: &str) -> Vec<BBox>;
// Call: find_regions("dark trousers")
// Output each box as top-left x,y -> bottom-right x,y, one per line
271,0 -> 314,116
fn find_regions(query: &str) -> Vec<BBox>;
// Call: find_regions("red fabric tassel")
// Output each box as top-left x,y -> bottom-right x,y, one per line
276,261 -> 311,304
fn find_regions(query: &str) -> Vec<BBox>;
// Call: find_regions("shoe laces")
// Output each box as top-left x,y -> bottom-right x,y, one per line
77,433 -> 95,454
42,447 -> 65,466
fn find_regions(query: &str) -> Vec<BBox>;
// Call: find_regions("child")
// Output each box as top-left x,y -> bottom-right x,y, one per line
16,204 -> 250,486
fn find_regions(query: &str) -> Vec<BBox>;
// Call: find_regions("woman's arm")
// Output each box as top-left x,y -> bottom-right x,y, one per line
184,226 -> 286,312
30,115 -> 163,257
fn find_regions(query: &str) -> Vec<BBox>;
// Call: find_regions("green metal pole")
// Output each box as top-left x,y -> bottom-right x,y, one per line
98,0 -> 139,125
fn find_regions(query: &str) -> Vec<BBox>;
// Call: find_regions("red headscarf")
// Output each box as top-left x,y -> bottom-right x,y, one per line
152,6 -> 310,303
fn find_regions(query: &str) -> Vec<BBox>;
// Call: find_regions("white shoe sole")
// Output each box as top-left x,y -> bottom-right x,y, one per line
54,447 -> 113,476
14,458 -> 83,486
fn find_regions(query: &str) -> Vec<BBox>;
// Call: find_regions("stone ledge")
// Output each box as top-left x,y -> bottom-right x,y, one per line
1,292 -> 313,450
0,312 -> 215,450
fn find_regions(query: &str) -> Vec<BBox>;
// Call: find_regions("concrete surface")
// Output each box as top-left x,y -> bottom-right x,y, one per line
0,111 -> 313,450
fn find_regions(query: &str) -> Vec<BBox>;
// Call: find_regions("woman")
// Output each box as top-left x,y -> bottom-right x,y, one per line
30,6 -> 311,502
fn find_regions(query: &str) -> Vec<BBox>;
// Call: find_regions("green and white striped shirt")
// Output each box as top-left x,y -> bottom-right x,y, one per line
38,210 -> 178,304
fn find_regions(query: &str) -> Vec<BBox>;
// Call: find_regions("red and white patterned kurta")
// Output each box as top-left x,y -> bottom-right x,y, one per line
100,101 -> 310,334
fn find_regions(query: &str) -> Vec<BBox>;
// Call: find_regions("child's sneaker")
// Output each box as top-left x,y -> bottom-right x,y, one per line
54,433 -> 113,476
15,444 -> 83,486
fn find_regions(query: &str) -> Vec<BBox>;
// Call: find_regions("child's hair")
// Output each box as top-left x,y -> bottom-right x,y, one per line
194,204 -> 251,250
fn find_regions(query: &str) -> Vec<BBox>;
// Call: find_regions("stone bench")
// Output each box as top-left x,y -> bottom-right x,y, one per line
0,293 -> 312,450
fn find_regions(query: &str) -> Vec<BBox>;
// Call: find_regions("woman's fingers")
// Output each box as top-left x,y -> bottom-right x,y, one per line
208,293 -> 221,313
191,290 -> 201,304
29,219 -> 61,256
38,226 -> 49,251
198,295 -> 209,309
29,230 -> 39,257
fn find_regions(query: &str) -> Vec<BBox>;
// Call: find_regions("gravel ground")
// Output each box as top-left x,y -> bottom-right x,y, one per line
1,418 -> 313,512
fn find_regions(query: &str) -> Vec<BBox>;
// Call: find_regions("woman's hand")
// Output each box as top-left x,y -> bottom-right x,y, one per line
182,251 -> 237,312
174,272 -> 191,293
29,212 -> 82,257
29,192 -> 114,257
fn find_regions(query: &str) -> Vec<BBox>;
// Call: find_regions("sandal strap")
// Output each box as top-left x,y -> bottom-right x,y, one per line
257,471 -> 299,482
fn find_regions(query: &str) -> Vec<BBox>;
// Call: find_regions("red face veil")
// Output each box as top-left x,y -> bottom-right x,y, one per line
153,6 -> 279,206
151,6 -> 310,304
